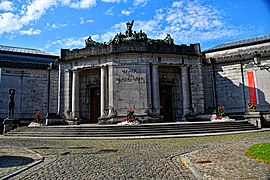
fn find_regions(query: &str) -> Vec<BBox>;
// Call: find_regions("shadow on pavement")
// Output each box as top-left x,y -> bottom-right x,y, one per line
0,156 -> 34,168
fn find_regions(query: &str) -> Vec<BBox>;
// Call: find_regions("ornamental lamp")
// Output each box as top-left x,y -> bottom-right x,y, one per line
253,51 -> 261,65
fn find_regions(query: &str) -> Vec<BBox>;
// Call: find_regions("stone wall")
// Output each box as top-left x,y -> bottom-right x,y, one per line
190,63 -> 205,114
202,65 -> 215,112
204,42 -> 270,114
0,67 -> 58,119
110,65 -> 149,116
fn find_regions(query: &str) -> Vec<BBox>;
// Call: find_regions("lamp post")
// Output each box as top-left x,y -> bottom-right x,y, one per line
253,51 -> 261,65
253,51 -> 270,71
47,63 -> 53,117
205,57 -> 218,110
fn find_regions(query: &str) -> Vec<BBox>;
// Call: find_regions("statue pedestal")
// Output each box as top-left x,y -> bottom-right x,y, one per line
3,118 -> 19,134
244,112 -> 262,128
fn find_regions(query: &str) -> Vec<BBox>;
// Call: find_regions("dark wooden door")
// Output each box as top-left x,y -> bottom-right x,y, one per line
90,88 -> 100,123
160,85 -> 173,122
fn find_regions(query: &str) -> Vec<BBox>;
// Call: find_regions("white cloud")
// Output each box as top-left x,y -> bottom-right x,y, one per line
80,17 -> 94,24
86,19 -> 94,23
59,0 -> 71,6
47,0 -> 243,52
135,20 -> 160,32
98,0 -> 242,44
0,0 -> 99,36
101,0 -> 121,2
148,0 -> 242,43
20,0 -> 57,24
46,37 -> 86,50
46,23 -> 67,29
104,6 -> 114,16
69,0 -> 96,9
133,0 -> 148,7
172,1 -> 183,8
20,28 -> 41,35
0,12 -> 22,34
121,9 -> 133,16
0,1 -> 13,11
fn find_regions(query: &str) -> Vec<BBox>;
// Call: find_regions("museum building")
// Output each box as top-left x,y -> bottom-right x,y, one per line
203,34 -> 270,123
1,21 -> 269,126
0,45 -> 59,120
58,22 -> 204,124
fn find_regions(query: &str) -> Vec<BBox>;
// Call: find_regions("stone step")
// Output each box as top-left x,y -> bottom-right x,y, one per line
5,120 -> 259,138
10,124 -> 256,133
6,128 -> 258,137
8,126 -> 257,135
12,121 -> 254,131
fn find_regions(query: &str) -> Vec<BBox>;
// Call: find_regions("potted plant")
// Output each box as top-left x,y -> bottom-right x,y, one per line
28,110 -> 45,127
117,108 -> 140,125
212,106 -> 235,122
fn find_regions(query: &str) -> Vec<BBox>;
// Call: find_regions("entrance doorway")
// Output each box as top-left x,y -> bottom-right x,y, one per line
160,85 -> 173,122
89,88 -> 100,123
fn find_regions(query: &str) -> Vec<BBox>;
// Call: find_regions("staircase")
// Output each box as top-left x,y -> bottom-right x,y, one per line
4,120 -> 261,138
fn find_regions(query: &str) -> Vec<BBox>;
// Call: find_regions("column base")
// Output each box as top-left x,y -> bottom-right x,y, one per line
3,118 -> 20,134
98,115 -> 164,124
244,112 -> 262,128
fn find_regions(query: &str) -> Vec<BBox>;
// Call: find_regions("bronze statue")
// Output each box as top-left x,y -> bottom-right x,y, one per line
164,34 -> 174,45
125,20 -> 134,37
247,100 -> 256,112
85,36 -> 101,47
8,89 -> 15,118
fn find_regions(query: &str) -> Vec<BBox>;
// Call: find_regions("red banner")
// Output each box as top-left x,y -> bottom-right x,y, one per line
247,71 -> 258,104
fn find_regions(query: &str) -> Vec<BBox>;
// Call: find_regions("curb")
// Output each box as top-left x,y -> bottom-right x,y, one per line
0,148 -> 44,180
180,157 -> 204,180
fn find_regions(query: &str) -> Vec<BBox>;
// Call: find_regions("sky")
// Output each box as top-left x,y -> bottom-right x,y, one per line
0,0 -> 270,56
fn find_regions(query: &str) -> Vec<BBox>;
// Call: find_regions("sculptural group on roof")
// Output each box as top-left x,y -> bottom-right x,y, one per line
85,20 -> 174,47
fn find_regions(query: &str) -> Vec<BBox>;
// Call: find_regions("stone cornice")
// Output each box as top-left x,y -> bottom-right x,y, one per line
60,42 -> 201,62
204,42 -> 270,64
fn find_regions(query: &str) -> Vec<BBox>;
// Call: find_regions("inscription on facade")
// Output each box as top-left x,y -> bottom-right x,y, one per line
116,69 -> 145,83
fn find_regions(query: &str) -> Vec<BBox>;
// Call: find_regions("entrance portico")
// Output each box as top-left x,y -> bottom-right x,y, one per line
58,21 -> 204,124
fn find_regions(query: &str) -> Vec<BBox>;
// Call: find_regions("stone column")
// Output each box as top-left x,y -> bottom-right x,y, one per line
152,64 -> 160,114
71,70 -> 79,118
100,65 -> 108,117
57,65 -> 62,115
181,66 -> 191,117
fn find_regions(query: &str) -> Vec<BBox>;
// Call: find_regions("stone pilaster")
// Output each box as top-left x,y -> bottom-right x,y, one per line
181,66 -> 191,117
100,65 -> 108,117
71,70 -> 79,118
152,64 -> 160,114
57,65 -> 62,115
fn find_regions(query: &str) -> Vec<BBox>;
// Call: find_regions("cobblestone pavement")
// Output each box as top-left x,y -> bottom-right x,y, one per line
0,131 -> 269,180
0,146 -> 41,179
182,135 -> 270,180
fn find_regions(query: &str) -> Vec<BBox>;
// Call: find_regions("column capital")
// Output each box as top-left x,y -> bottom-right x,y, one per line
179,64 -> 189,68
100,64 -> 108,68
71,68 -> 82,73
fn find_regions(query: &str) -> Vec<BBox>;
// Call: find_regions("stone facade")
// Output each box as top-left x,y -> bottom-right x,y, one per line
59,29 -> 204,123
0,46 -> 59,120
203,35 -> 270,116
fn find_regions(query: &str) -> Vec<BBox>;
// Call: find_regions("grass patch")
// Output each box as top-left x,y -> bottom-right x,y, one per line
245,142 -> 270,164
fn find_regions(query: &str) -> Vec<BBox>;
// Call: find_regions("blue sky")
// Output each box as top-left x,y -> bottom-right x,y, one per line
0,0 -> 270,55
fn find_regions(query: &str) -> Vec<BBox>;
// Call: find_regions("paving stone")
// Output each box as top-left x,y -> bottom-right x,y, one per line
0,132 -> 269,179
